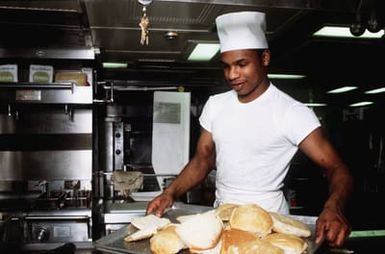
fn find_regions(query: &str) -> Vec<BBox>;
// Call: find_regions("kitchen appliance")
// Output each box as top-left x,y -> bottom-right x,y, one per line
0,68 -> 94,251
94,83 -> 197,237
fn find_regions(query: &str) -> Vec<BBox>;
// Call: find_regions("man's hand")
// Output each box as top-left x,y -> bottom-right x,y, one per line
315,206 -> 351,247
146,192 -> 174,217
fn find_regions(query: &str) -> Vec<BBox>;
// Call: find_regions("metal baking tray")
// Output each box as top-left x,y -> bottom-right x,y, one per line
94,202 -> 320,254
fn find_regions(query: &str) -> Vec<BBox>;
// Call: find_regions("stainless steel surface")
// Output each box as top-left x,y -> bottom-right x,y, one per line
95,202 -> 320,254
0,104 -> 92,181
0,208 -> 92,248
26,209 -> 91,244
114,122 -> 124,171
0,85 -> 92,104
0,151 -> 92,181
0,48 -> 95,60
103,201 -> 148,224
0,107 -> 92,134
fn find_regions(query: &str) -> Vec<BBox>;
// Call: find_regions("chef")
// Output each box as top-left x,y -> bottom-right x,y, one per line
147,11 -> 353,247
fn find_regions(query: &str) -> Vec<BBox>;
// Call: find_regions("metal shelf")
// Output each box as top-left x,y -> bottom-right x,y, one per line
0,82 -> 75,90
0,82 -> 93,104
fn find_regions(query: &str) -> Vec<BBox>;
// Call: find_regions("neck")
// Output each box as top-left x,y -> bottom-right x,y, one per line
238,78 -> 270,103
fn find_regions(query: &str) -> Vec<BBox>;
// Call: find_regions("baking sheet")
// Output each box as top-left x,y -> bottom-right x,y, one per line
94,202 -> 320,254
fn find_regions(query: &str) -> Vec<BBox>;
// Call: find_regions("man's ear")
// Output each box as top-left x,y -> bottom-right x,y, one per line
262,49 -> 271,66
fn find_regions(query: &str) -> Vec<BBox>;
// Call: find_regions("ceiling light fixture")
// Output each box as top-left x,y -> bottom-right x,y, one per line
327,86 -> 358,94
102,62 -> 128,68
267,74 -> 306,79
349,101 -> 374,107
313,26 -> 384,39
187,43 -> 220,61
304,103 -> 327,107
364,87 -> 385,94
164,31 -> 178,40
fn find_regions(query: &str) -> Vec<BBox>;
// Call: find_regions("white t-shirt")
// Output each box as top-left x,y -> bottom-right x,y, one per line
199,84 -> 320,213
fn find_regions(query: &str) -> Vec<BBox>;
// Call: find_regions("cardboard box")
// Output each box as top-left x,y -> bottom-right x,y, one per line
0,64 -> 18,82
55,71 -> 88,86
29,64 -> 53,83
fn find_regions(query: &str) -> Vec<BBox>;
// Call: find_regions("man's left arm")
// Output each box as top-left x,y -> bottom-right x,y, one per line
299,127 -> 354,247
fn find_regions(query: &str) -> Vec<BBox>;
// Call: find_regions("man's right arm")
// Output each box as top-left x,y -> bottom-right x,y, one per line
146,128 -> 216,216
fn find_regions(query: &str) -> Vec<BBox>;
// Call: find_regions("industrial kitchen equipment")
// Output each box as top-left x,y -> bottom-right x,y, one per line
0,48 -> 95,252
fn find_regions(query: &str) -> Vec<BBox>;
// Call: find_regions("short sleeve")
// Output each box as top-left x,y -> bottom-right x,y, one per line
283,103 -> 321,145
199,97 -> 212,132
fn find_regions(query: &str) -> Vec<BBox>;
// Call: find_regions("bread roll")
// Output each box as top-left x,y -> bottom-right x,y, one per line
226,239 -> 284,254
229,204 -> 273,237
264,233 -> 308,254
215,203 -> 239,221
150,224 -> 186,254
220,229 -> 258,254
177,210 -> 216,223
191,239 -> 222,254
175,211 -> 223,251
269,212 -> 311,238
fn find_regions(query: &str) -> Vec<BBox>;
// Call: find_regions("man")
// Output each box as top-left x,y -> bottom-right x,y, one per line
147,11 -> 353,247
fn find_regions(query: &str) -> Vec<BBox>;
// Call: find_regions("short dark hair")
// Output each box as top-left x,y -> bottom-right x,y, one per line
256,49 -> 267,57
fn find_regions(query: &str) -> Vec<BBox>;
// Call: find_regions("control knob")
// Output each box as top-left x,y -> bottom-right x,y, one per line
35,226 -> 50,242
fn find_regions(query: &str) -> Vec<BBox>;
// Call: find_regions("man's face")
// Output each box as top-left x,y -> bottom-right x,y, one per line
221,49 -> 270,102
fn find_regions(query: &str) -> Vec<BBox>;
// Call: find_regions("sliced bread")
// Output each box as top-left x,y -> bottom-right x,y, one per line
175,211 -> 223,251
131,214 -> 171,230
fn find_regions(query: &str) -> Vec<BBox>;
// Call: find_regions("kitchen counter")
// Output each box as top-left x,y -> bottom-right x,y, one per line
7,237 -> 382,254
315,236 -> 385,254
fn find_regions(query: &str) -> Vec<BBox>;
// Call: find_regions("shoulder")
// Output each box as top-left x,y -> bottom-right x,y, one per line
207,90 -> 234,104
269,84 -> 319,125
269,84 -> 301,106
267,85 -> 307,116
203,90 -> 235,112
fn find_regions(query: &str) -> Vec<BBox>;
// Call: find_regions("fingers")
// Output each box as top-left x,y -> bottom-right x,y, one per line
315,221 -> 326,245
153,202 -> 168,217
327,222 -> 351,247
316,218 -> 351,247
146,199 -> 166,216
146,194 -> 174,217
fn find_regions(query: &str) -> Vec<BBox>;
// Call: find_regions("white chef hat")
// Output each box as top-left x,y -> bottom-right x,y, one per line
215,11 -> 268,53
